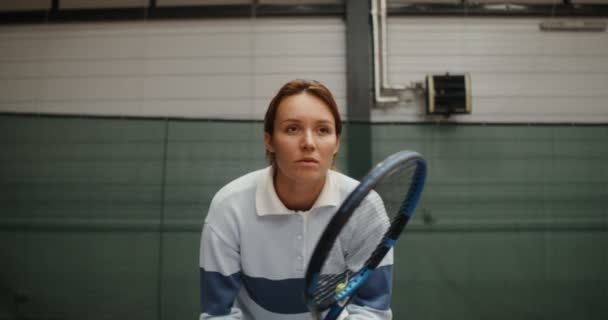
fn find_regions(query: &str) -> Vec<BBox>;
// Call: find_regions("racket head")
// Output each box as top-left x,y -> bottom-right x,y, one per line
304,150 -> 427,313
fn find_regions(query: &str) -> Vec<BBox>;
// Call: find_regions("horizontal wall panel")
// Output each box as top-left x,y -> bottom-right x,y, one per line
141,99 -> 257,119
60,0 -> 148,9
1,207 -> 161,223
42,77 -> 144,100
420,199 -> 606,223
394,232 -> 607,319
167,120 -> 262,140
0,116 -> 164,226
0,58 -> 254,78
0,79 -> 41,102
144,34 -> 252,58
1,184 -> 162,208
253,97 -> 348,119
1,116 -> 606,320
380,17 -> 608,123
472,97 -> 607,123
164,161 -> 258,184
544,232 -> 608,280
167,141 -> 264,160
259,0 -> 341,4
1,99 -> 260,119
371,124 -> 608,227
389,0 -> 459,3
474,74 -> 608,97
388,33 -> 608,56
389,72 -> 608,97
568,0 -> 608,2
0,160 -> 163,184
145,57 -> 252,75
0,116 -> 164,141
389,55 -> 608,74
163,120 -> 265,222
0,0 -> 50,11
160,233 -> 201,320
157,0 -> 251,5
473,0 -> 561,3
164,185 -> 220,203
253,73 -> 345,97
254,55 -> 344,74
254,31 -> 343,56
38,100 -> 145,117
0,142 -> 164,162
144,75 -> 252,99
0,232 -> 159,319
0,18 -> 345,119
372,123 -> 608,141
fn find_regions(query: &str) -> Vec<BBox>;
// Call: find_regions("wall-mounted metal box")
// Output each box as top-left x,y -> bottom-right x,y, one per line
426,73 -> 471,115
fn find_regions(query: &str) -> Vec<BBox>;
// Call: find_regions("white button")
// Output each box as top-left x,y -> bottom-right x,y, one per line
297,255 -> 302,260
296,235 -> 302,240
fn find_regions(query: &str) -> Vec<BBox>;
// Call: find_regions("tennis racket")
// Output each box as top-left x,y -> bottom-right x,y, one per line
304,150 -> 427,320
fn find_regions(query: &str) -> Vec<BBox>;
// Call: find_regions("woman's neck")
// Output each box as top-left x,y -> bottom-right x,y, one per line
273,170 -> 326,212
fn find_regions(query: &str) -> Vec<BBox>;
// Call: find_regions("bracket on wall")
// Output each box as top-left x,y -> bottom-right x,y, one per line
371,0 -> 476,115
426,73 -> 472,117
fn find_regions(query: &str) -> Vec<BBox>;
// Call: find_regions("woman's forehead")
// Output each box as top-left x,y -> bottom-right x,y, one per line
276,93 -> 335,122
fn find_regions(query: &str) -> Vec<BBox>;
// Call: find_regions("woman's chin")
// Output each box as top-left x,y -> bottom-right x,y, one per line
292,168 -> 326,182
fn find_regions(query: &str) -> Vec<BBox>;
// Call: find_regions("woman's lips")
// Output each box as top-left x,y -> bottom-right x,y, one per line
296,158 -> 319,166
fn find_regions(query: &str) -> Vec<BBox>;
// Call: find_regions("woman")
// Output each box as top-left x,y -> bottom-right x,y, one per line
199,80 -> 393,319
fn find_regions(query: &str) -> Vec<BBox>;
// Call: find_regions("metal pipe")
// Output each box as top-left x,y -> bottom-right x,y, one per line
371,0 -> 399,104
380,0 -> 405,91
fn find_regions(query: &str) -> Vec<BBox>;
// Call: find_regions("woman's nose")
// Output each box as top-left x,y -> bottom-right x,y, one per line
301,130 -> 315,150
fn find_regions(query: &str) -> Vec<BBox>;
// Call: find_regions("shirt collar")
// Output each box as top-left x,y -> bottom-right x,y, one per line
255,166 -> 339,216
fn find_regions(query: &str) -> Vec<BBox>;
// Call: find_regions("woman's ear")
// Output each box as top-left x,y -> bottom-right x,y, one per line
264,132 -> 274,153
334,135 -> 341,155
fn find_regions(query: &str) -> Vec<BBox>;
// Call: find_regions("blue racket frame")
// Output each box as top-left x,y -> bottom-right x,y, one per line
304,150 -> 427,320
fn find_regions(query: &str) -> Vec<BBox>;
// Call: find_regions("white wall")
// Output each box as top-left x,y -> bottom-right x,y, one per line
377,17 -> 608,123
0,18 -> 346,119
1,16 -> 608,123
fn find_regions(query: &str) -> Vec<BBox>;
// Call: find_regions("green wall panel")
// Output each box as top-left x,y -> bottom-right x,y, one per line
159,233 -> 201,320
0,116 -> 166,229
393,232 -> 608,320
1,116 -> 606,320
0,116 -> 166,318
0,232 -> 159,320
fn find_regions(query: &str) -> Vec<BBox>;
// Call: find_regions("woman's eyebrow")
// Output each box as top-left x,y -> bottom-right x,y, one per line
279,119 -> 334,125
280,119 -> 301,124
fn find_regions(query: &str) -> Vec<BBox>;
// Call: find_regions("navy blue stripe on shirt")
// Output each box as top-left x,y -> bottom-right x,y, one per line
200,268 -> 242,316
241,274 -> 309,314
351,264 -> 393,310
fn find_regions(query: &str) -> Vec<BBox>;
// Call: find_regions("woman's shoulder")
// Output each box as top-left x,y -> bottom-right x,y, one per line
328,169 -> 360,192
211,167 -> 268,206
205,168 -> 268,227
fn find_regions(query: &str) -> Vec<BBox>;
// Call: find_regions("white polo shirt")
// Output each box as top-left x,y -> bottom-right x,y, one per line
199,167 -> 393,320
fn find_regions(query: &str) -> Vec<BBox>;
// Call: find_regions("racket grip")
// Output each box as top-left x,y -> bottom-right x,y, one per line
323,304 -> 346,320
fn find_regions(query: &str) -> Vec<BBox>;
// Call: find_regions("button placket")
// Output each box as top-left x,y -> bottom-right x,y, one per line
295,212 -> 308,273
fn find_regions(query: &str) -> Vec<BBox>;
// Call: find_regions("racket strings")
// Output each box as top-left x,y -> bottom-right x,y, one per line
312,161 -> 419,307
347,163 -> 417,247
368,214 -> 409,264
311,270 -> 352,304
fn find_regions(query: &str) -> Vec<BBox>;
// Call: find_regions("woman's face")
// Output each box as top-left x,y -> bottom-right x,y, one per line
264,92 -> 340,185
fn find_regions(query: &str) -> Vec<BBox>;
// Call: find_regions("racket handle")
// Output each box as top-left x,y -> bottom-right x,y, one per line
323,305 -> 346,320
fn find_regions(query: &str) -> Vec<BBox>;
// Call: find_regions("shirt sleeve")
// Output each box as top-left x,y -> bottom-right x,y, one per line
199,221 -> 243,319
345,258 -> 394,320
343,190 -> 394,320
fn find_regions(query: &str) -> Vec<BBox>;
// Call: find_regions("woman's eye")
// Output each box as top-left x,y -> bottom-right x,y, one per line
318,127 -> 332,135
286,126 -> 299,134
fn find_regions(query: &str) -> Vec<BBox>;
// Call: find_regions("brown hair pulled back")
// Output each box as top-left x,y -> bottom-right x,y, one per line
263,79 -> 342,166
